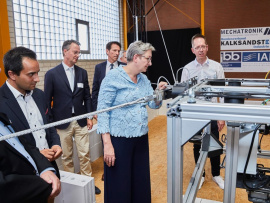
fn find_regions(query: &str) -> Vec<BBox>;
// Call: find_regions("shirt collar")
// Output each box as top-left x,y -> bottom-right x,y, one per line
62,61 -> 74,71
194,57 -> 210,67
6,80 -> 33,99
107,60 -> 118,68
118,65 -> 141,83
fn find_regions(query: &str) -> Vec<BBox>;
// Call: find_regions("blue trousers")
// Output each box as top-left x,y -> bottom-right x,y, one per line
104,134 -> 151,203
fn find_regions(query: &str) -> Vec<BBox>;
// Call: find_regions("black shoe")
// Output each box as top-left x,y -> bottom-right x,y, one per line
101,173 -> 104,181
95,186 -> 101,195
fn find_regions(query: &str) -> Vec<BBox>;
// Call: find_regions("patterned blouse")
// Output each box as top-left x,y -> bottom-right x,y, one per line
97,65 -> 162,138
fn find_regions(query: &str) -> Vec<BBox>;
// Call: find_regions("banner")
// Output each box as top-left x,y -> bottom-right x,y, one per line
221,51 -> 270,72
221,27 -> 270,50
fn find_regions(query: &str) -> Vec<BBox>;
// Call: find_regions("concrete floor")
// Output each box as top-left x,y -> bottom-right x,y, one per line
91,115 -> 270,203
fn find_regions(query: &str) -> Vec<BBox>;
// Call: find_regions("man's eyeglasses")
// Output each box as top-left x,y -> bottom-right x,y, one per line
73,51 -> 81,57
193,45 -> 207,51
141,55 -> 152,62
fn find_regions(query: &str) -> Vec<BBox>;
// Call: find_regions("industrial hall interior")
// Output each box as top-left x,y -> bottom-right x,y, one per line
1,0 -> 270,203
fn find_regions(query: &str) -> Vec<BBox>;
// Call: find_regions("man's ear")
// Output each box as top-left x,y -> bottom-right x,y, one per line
106,49 -> 109,55
191,48 -> 195,55
7,70 -> 16,81
63,49 -> 68,56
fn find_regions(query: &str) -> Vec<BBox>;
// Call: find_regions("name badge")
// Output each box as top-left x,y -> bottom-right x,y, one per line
77,83 -> 84,88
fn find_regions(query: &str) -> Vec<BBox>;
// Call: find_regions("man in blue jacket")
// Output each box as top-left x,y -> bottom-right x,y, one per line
44,40 -> 101,194
0,65 -> 61,203
0,47 -> 62,177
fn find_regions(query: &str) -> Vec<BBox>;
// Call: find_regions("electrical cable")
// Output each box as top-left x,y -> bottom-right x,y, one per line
175,67 -> 191,83
151,0 -> 176,84
157,76 -> 171,86
265,70 -> 270,79
258,134 -> 264,153
242,124 -> 264,190
126,0 -> 133,15
221,133 -> 227,143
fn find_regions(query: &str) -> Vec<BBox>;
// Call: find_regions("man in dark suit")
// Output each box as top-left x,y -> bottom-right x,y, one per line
0,47 -> 62,177
92,41 -> 125,112
91,41 -> 124,181
0,65 -> 60,203
44,39 -> 101,194
0,112 -> 61,203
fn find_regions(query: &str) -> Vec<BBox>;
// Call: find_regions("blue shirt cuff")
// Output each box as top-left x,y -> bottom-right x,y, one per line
40,167 -> 56,176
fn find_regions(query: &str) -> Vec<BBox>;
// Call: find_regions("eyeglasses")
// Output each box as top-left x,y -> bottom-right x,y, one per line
193,45 -> 207,51
141,55 -> 152,62
73,51 -> 81,57
65,48 -> 82,57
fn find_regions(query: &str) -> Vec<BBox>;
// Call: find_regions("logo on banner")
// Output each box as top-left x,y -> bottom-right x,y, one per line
221,52 -> 241,62
220,52 -> 241,68
243,52 -> 270,62
264,28 -> 270,35
243,53 -> 257,62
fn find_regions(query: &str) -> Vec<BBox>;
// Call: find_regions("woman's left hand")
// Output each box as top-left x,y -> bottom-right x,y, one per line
102,133 -> 116,167
158,81 -> 167,90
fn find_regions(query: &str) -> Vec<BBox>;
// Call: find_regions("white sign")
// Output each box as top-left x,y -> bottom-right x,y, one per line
221,27 -> 270,50
221,51 -> 270,72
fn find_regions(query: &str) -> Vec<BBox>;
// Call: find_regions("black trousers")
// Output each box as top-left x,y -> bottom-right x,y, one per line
193,121 -> 220,177
104,134 -> 151,203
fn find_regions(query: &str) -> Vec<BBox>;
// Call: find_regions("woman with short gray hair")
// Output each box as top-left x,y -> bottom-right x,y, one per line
97,41 -> 167,203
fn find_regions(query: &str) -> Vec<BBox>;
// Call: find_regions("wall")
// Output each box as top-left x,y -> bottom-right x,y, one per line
6,0 -> 125,90
145,0 -> 270,79
37,60 -> 103,91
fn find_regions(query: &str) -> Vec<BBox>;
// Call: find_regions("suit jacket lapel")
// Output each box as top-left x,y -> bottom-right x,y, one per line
2,138 -> 31,163
101,62 -> 106,80
2,84 -> 30,130
56,64 -> 73,92
73,65 -> 79,93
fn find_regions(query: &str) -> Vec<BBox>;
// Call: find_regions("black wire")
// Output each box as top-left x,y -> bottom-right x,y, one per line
243,124 -> 262,190
221,133 -> 227,143
258,134 -> 264,153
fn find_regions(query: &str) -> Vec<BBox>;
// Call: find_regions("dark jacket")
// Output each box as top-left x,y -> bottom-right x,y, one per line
0,112 -> 53,203
0,83 -> 61,177
92,61 -> 125,111
44,63 -> 92,129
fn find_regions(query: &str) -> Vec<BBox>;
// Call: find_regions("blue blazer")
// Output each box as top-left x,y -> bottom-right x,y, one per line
44,63 -> 92,129
0,83 -> 61,148
92,61 -> 125,111
0,113 -> 53,203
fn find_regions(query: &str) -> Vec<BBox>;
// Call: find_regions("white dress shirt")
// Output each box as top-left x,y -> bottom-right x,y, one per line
181,57 -> 225,103
105,60 -> 120,75
62,61 -> 75,113
6,81 -> 49,150
181,57 -> 225,82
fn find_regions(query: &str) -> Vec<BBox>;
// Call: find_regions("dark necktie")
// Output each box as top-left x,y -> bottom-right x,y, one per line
110,64 -> 114,70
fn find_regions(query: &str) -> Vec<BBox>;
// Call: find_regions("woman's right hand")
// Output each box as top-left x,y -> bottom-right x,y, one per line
102,133 -> 116,167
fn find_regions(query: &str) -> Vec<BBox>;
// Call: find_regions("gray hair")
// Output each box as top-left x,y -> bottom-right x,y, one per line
126,41 -> 155,62
119,50 -> 126,59
62,40 -> 81,56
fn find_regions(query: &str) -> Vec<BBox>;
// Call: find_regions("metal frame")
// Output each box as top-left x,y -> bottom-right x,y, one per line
167,79 -> 270,203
